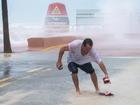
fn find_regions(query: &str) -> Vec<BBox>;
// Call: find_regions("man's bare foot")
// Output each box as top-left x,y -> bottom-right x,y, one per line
76,91 -> 81,96
95,90 -> 100,94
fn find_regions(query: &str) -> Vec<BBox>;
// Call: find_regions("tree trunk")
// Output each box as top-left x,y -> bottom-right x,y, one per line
1,0 -> 12,53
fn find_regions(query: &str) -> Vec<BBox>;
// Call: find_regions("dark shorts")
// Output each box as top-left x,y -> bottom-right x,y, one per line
68,62 -> 95,74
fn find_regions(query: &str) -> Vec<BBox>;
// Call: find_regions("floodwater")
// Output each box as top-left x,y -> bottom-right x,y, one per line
0,50 -> 140,105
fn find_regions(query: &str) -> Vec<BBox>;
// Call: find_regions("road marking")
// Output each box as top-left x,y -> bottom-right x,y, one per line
0,77 -> 12,88
0,77 -> 12,84
46,68 -> 52,71
27,67 -> 45,73
0,66 -> 53,88
43,44 -> 65,51
0,82 -> 11,88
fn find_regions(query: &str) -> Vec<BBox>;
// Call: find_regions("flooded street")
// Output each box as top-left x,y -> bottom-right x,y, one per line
0,49 -> 140,105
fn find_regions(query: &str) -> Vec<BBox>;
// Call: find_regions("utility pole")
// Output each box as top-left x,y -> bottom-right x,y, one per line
1,0 -> 12,53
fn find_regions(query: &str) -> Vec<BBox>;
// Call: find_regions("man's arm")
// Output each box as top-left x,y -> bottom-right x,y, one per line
98,61 -> 109,78
56,45 -> 69,69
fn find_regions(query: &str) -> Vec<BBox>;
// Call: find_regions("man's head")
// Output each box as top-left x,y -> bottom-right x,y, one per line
81,38 -> 93,55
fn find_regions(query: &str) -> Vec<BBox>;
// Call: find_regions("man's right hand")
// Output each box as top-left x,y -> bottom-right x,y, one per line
103,76 -> 111,84
56,61 -> 63,70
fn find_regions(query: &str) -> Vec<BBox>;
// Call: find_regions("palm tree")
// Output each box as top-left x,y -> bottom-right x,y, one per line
1,0 -> 12,53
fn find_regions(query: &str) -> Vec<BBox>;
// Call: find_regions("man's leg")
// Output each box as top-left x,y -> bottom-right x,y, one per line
90,72 -> 99,92
71,73 -> 81,95
68,62 -> 81,95
79,62 -> 99,92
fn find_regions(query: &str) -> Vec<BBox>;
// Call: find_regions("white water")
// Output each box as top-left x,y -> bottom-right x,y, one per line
0,0 -> 140,52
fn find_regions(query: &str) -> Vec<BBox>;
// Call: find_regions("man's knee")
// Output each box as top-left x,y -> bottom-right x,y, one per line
71,71 -> 78,74
68,62 -> 78,74
90,71 -> 96,76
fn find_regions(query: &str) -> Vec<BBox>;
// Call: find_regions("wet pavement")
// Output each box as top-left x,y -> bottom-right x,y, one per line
0,50 -> 140,105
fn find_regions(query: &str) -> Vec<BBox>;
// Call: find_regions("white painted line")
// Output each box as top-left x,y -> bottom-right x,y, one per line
46,68 -> 52,71
27,67 -> 53,73
27,67 -> 44,73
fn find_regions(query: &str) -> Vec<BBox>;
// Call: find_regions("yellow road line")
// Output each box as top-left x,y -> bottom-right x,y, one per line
0,77 -> 12,84
0,77 -> 12,88
42,44 -> 65,51
0,82 -> 11,88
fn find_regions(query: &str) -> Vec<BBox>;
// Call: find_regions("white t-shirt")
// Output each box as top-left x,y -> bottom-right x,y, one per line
67,40 -> 102,65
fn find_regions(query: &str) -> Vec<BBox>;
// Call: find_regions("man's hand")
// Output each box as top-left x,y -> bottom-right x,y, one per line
56,45 -> 69,70
56,61 -> 63,70
104,74 -> 111,84
98,61 -> 111,84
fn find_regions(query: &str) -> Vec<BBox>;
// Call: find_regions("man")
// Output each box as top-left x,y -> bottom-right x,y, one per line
56,38 -> 110,95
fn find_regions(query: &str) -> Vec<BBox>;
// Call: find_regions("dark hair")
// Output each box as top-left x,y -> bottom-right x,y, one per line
82,38 -> 93,46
